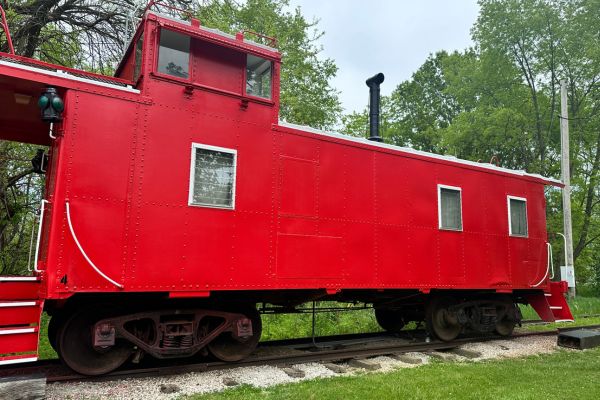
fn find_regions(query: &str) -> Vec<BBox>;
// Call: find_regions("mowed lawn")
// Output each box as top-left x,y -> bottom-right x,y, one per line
183,348 -> 600,400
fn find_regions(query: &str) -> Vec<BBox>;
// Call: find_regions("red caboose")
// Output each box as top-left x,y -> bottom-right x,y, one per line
0,6 -> 572,375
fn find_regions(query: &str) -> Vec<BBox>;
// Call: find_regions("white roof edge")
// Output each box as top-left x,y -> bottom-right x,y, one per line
0,59 -> 140,94
277,121 -> 562,185
147,11 -> 278,53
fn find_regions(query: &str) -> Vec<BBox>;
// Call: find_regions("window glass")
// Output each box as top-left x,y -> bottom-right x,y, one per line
190,146 -> 236,208
246,54 -> 272,99
509,198 -> 528,236
439,187 -> 462,230
133,34 -> 143,82
158,30 -> 190,79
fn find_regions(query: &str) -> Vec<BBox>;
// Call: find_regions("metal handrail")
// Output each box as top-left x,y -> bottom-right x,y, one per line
0,4 -> 15,54
32,200 -> 49,273
65,201 -> 123,289
242,30 -> 277,48
531,242 -> 553,287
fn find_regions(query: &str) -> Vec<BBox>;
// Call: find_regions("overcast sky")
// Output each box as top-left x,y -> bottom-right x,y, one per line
286,0 -> 480,114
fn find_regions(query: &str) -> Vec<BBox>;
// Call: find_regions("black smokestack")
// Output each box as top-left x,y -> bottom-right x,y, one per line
366,73 -> 384,142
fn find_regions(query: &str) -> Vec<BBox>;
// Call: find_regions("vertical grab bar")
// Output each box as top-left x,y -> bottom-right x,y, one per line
531,242 -> 552,288
33,200 -> 49,273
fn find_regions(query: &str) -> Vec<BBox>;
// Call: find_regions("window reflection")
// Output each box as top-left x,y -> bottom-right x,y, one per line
246,54 -> 272,99
158,30 -> 190,79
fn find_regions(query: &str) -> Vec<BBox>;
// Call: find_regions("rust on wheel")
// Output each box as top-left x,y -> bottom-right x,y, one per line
426,297 -> 461,341
57,309 -> 134,375
207,307 -> 262,362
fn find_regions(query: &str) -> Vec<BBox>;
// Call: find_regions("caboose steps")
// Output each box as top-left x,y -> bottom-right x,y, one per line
0,277 -> 41,300
0,277 -> 43,366
525,282 -> 574,323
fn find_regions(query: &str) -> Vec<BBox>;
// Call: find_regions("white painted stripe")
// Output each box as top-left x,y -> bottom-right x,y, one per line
0,328 -> 35,335
0,59 -> 140,94
550,306 -> 563,310
0,276 -> 38,282
544,293 -> 552,296
0,356 -> 37,366
0,301 -> 36,307
555,319 -> 574,323
278,121 -> 562,185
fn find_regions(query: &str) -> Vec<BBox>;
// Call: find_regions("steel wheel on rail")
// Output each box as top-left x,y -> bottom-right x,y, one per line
495,302 -> 518,336
48,314 -> 64,353
57,309 -> 134,375
426,297 -> 461,341
207,307 -> 262,362
374,308 -> 405,333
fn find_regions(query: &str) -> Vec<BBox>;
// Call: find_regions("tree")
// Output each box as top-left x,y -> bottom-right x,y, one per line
342,0 -> 600,289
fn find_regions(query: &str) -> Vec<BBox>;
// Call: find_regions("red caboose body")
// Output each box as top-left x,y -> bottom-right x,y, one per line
0,6 -> 572,374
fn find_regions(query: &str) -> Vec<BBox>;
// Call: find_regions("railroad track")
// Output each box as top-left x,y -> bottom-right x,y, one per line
1,323 -> 598,385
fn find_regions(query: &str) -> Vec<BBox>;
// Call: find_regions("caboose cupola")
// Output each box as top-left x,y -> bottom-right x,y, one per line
115,10 -> 281,121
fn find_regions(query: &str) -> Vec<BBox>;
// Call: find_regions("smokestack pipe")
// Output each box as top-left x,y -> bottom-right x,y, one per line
366,73 -> 384,142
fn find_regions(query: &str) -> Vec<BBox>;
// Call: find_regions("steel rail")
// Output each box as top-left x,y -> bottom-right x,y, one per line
1,323 -> 598,384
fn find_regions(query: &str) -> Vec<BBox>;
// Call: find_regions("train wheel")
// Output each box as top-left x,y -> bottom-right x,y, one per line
207,307 -> 262,362
47,314 -> 63,353
426,297 -> 461,341
495,317 -> 516,336
57,309 -> 133,375
374,308 -> 405,333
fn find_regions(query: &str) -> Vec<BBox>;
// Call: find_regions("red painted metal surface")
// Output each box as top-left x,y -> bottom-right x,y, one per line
0,280 -> 41,300
0,301 -> 42,326
0,11 -> 570,315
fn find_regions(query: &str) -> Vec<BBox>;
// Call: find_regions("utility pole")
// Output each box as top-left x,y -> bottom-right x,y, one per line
560,79 -> 576,298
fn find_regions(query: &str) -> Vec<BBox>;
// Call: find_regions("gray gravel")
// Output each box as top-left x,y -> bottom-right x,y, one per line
46,335 -> 562,400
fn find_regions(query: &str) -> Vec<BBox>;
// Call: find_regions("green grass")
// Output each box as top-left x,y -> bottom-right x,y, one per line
261,305 -> 381,341
182,348 -> 600,400
38,313 -> 57,360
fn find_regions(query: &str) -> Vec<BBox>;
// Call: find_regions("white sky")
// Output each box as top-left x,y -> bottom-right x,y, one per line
286,0 -> 480,114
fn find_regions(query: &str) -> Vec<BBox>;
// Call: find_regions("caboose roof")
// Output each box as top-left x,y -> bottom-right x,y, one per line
278,121 -> 563,187
148,11 -> 279,53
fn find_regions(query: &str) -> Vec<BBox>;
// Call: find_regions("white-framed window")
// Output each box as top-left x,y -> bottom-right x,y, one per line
507,196 -> 528,237
437,184 -> 463,231
188,143 -> 237,209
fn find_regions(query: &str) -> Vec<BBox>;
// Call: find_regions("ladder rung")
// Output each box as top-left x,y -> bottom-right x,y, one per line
0,355 -> 38,366
0,327 -> 36,335
0,301 -> 37,307
550,306 -> 563,310
0,276 -> 39,282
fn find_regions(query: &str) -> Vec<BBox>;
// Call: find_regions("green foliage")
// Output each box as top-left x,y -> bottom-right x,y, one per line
0,142 -> 43,275
197,0 -> 342,129
342,0 -> 600,290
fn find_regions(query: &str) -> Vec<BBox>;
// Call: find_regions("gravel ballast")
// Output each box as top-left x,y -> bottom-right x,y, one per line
46,335 -> 563,400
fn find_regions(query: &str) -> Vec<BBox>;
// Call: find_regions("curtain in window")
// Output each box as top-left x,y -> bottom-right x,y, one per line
510,199 -> 527,236
193,148 -> 235,207
440,189 -> 462,230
